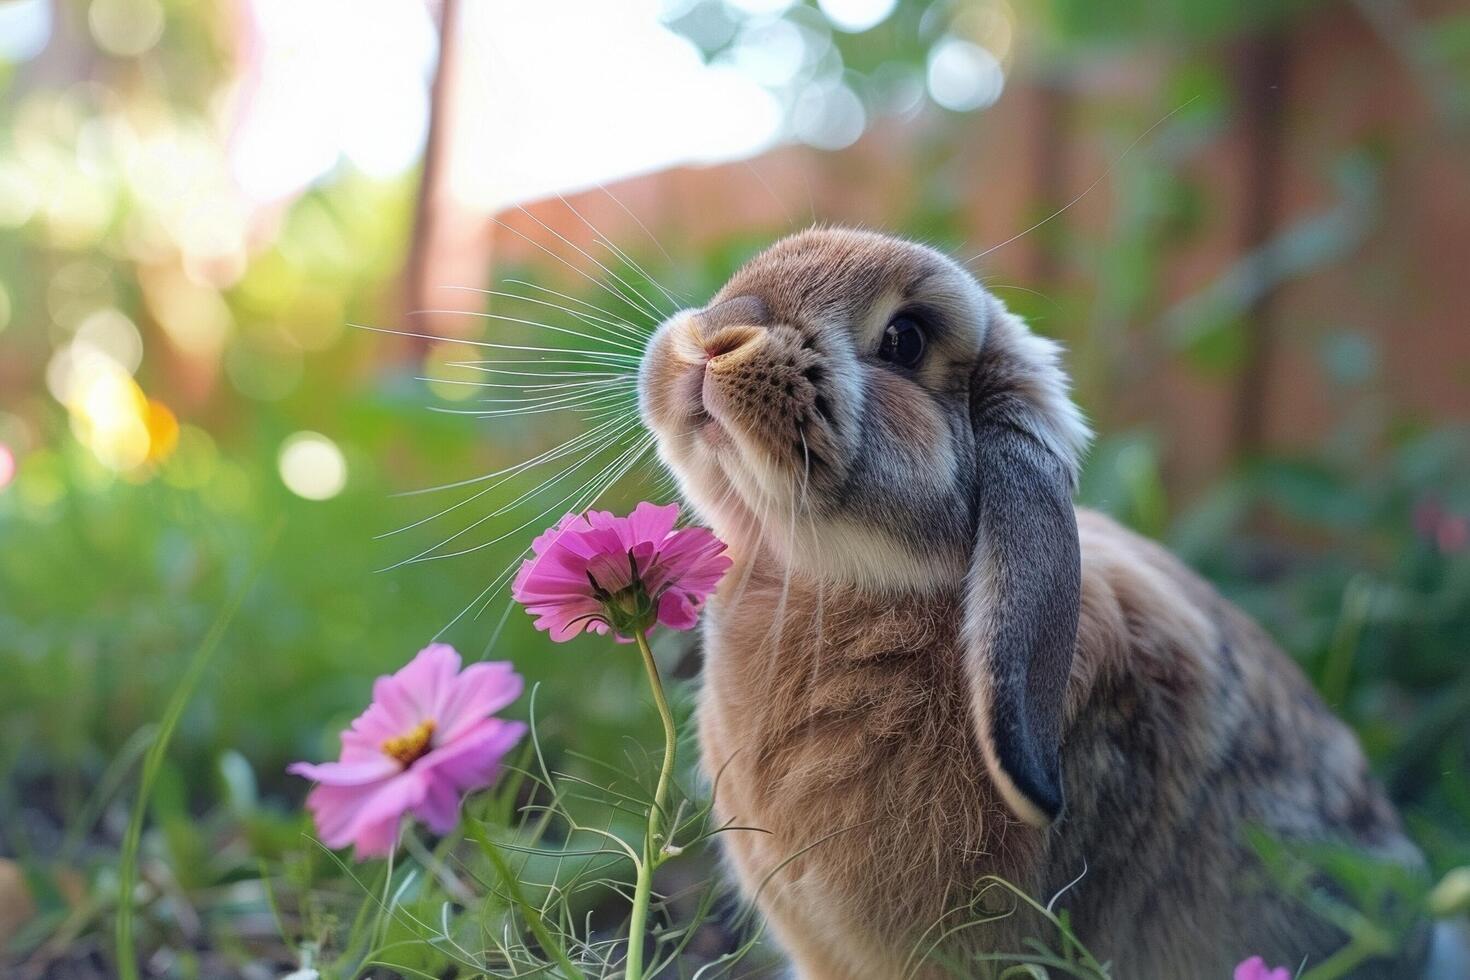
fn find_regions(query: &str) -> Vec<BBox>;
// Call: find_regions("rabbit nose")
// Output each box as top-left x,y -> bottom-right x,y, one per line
694,294 -> 771,363
702,325 -> 763,362
700,294 -> 771,332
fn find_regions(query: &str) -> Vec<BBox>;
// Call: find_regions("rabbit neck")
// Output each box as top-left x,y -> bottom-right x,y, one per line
696,557 -> 1045,975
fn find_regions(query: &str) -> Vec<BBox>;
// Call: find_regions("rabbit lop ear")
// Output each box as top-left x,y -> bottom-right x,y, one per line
964,311 -> 1090,827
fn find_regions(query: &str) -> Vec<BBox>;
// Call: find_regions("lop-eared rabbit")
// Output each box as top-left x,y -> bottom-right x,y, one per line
636,228 -> 1464,979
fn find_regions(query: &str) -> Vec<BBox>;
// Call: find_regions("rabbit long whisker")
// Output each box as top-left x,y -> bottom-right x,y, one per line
445,358 -> 634,372
750,443 -> 811,658
385,424 -> 639,569
427,389 -> 634,419
464,383 -> 635,407
964,99 -> 1195,267
575,401 -> 645,428
394,411 -> 636,498
400,429 -> 653,571
594,182 -> 674,267
717,475 -> 780,630
350,322 -> 641,364
502,278 -> 650,334
417,375 -> 633,393
512,205 -> 668,324
739,158 -> 799,234
554,192 -> 686,314
449,431 -> 656,570
442,365 -> 631,383
380,414 -> 640,537
492,215 -> 661,328
411,308 -> 646,356
496,286 -> 649,347
464,434 -> 657,624
797,431 -> 829,718
446,285 -> 647,338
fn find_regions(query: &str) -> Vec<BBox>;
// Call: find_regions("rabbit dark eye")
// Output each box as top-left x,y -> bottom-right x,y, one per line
878,316 -> 925,368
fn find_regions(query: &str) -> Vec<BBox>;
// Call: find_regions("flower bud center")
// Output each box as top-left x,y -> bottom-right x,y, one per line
382,718 -> 436,767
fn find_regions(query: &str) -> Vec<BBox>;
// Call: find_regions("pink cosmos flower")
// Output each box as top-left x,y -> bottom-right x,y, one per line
512,502 -> 731,641
1234,956 -> 1292,980
1413,496 -> 1469,555
288,644 -> 526,859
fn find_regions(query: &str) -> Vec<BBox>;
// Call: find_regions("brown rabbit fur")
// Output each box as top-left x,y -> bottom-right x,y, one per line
637,227 -> 1429,979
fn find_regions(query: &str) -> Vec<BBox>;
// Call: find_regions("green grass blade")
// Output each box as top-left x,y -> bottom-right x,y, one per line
114,523 -> 281,980
466,816 -> 585,980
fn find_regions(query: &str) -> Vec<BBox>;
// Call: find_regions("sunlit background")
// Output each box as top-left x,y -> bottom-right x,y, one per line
2,0 -> 1468,975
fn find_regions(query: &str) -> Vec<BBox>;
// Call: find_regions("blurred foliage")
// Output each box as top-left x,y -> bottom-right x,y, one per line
1,0 -> 1468,976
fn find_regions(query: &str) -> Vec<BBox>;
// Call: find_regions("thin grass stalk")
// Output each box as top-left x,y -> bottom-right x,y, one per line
115,522 -> 281,980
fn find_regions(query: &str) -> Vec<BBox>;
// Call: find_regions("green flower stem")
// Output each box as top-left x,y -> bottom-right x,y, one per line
625,629 -> 677,980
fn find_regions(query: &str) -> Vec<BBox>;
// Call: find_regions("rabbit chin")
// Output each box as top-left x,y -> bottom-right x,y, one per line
653,433 -> 967,595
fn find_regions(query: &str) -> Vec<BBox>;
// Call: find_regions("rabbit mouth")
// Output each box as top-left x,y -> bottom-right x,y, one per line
639,309 -> 847,516
696,328 -> 838,482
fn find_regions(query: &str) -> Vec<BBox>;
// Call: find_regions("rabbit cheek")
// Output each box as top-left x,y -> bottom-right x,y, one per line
852,370 -> 965,521
637,317 -> 706,438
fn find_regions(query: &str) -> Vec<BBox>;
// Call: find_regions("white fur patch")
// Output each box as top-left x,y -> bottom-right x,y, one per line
989,309 -> 1092,487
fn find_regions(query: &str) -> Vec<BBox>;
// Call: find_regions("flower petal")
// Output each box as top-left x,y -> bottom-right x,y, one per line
288,757 -> 399,786
419,718 -> 528,791
413,776 -> 463,835
437,661 -> 524,741
340,769 -> 427,852
370,644 -> 461,730
656,589 -> 701,632
303,781 -> 382,849
623,501 -> 679,549
351,814 -> 402,859
301,769 -> 423,861
648,525 -> 731,596
1233,957 -> 1292,980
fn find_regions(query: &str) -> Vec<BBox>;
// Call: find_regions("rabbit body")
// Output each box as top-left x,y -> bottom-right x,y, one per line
700,513 -> 1422,979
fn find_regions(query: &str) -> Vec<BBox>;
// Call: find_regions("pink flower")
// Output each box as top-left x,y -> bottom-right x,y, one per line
1438,514 -> 1469,554
1234,956 -> 1292,980
1413,496 -> 1469,555
512,502 -> 731,642
288,644 -> 526,859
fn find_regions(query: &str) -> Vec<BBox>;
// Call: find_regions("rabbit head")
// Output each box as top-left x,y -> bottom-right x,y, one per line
638,226 -> 1092,825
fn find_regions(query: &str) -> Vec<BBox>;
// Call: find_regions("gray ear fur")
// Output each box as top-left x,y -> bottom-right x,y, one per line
964,311 -> 1088,827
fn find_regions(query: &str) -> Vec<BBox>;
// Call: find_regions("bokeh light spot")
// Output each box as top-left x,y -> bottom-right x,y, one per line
0,162 -> 39,226
74,308 -> 143,374
68,367 -> 152,471
278,432 -> 347,501
0,444 -> 15,492
144,400 -> 179,463
926,36 -> 1005,112
88,0 -> 165,57
817,0 -> 897,33
725,0 -> 797,15
0,0 -> 51,63
793,82 -> 866,150
727,19 -> 808,87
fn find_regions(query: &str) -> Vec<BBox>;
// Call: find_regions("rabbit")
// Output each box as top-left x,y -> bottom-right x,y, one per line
636,227 -> 1444,979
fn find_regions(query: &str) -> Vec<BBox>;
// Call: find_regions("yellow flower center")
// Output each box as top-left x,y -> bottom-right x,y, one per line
381,719 -> 436,767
